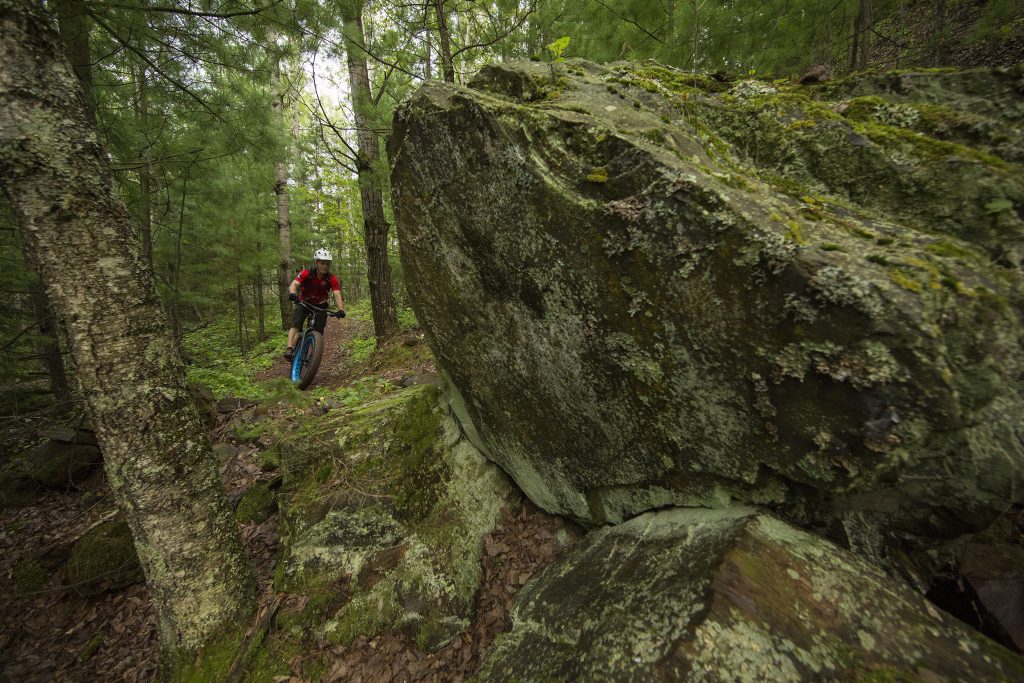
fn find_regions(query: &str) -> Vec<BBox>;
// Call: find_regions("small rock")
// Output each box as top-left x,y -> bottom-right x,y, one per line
961,543 -> 1024,652
213,443 -> 240,464
800,64 -> 832,84
235,481 -> 276,524
399,372 -> 440,388
42,427 -> 98,446
64,518 -> 143,596
22,439 -> 103,488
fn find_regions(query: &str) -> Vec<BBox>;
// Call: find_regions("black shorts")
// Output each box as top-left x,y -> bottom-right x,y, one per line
292,302 -> 327,334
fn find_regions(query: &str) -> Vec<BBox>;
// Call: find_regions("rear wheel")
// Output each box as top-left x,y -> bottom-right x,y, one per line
292,330 -> 325,389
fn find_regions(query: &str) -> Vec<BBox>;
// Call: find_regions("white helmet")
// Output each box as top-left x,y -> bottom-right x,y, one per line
313,248 -> 332,262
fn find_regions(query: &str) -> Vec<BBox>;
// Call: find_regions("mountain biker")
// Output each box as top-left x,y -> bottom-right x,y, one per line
284,248 -> 345,362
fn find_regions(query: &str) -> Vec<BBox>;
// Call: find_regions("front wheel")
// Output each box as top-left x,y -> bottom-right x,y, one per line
291,330 -> 324,390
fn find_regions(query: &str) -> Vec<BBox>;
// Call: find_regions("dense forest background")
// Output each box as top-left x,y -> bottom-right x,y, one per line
2,0 -> 1023,405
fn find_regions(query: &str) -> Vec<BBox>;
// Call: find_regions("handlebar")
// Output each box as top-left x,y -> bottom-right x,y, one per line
295,298 -> 345,317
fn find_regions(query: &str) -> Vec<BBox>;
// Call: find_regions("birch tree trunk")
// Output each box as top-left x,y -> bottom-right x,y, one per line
270,31 -> 292,331
0,0 -> 255,662
341,0 -> 398,340
423,8 -> 433,81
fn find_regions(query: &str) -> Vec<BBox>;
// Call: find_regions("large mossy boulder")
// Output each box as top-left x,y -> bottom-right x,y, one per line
389,59 -> 1024,555
478,507 -> 1024,681
275,385 -> 511,649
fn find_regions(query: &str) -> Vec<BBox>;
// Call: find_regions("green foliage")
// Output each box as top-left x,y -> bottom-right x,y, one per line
309,375 -> 395,408
349,335 -> 377,363
184,317 -> 287,399
985,198 -> 1014,213
397,306 -> 419,330
546,36 -> 571,62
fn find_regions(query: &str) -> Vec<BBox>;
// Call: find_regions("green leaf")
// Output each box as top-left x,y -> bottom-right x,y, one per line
546,36 -> 571,61
985,198 -> 1013,213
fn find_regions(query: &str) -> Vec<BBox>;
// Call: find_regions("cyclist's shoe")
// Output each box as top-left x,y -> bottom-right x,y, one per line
283,347 -> 294,362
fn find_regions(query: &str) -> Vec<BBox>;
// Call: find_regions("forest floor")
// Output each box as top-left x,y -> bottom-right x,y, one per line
0,309 -> 576,682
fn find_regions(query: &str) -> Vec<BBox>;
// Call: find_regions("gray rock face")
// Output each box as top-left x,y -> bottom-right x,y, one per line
389,59 -> 1024,552
478,507 -> 1024,681
275,385 -> 512,650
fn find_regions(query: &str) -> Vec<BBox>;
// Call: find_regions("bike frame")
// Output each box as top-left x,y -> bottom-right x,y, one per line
291,299 -> 329,386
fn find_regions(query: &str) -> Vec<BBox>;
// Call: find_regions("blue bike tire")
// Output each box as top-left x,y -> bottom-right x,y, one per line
292,330 -> 324,390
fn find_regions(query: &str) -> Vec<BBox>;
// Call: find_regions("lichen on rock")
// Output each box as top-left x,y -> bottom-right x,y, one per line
389,58 -> 1024,561
274,384 -> 512,650
478,507 -> 1024,681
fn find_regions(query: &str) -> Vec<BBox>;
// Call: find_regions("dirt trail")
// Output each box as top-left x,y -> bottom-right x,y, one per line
255,314 -> 367,391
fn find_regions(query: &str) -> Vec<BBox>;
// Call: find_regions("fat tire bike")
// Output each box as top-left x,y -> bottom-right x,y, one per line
290,299 -> 341,390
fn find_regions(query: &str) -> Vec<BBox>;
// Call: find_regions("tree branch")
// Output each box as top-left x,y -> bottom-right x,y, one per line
93,0 -> 284,19
451,0 -> 538,57
591,0 -> 665,44
0,316 -> 54,352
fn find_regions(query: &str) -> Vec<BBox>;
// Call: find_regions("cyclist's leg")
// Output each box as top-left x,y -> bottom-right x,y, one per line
312,309 -> 328,335
285,306 -> 307,358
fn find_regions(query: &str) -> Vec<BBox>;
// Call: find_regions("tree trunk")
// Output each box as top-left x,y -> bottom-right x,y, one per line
341,1 -> 398,340
434,0 -> 456,83
255,242 -> 266,342
423,5 -> 433,80
858,0 -> 873,70
849,9 -> 861,72
931,0 -> 948,66
171,169 -> 187,342
689,0 -> 700,70
53,0 -> 93,123
0,0 -> 256,662
236,278 -> 246,354
136,63 -> 153,270
270,32 -> 292,331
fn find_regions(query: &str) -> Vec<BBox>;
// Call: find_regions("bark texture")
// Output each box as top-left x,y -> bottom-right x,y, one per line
0,0 -> 256,661
342,0 -> 398,340
270,34 -> 292,331
434,0 -> 456,83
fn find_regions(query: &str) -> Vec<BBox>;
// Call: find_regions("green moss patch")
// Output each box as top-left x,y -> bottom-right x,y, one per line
274,385 -> 511,651
236,482 -> 276,524
64,519 -> 143,596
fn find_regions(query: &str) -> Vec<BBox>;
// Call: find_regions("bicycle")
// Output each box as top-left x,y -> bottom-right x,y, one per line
290,299 -> 344,390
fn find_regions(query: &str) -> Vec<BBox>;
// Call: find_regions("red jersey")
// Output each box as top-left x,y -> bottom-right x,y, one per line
295,269 -> 340,304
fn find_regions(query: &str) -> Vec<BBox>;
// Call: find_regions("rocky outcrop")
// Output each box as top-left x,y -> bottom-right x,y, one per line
390,59 -> 1024,556
478,507 -> 1024,681
275,385 -> 512,649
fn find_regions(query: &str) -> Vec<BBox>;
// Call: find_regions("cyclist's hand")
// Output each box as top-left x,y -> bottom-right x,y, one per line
288,292 -> 298,302
333,310 -> 346,318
